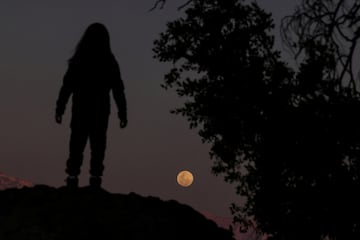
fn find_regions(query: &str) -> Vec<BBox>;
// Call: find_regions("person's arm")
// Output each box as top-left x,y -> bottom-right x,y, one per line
55,64 -> 74,124
111,60 -> 127,128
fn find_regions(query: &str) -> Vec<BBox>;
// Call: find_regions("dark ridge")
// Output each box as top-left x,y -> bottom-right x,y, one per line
0,185 -> 234,240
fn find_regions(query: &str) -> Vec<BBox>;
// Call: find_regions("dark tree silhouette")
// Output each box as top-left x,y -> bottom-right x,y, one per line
153,0 -> 291,234
281,0 -> 360,91
56,23 -> 127,189
154,0 -> 360,239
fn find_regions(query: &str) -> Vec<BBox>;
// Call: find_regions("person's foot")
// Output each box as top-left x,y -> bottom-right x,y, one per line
66,176 -> 78,188
89,176 -> 102,188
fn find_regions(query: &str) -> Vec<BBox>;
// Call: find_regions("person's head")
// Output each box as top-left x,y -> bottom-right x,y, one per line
70,22 -> 112,62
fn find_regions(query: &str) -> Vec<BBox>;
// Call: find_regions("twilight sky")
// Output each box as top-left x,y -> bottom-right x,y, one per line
0,0 -> 296,217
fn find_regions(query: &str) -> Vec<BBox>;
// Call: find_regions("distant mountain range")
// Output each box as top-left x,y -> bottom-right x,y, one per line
0,172 -> 33,190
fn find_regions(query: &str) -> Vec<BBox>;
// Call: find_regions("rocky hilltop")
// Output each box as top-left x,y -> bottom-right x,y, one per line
0,185 -> 234,240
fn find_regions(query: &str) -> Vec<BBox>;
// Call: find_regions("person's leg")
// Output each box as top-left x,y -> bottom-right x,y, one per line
66,124 -> 88,178
89,115 -> 109,183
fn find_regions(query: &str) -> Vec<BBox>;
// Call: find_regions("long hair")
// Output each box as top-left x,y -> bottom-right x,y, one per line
69,23 -> 112,63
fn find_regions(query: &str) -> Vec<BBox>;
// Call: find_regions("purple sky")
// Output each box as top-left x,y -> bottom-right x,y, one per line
0,0 -> 296,217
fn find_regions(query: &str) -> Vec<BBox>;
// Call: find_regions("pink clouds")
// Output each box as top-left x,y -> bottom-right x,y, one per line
0,172 -> 33,190
201,211 -> 267,240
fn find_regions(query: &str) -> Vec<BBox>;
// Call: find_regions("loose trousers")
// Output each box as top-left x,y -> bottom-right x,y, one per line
65,113 -> 109,177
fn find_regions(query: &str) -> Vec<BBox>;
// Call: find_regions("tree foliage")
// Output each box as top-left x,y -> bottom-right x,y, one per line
153,0 -> 360,239
281,0 -> 360,90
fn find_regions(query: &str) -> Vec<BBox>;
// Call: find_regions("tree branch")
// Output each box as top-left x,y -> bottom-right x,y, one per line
149,0 -> 166,11
280,0 -> 360,87
177,0 -> 192,10
149,0 -> 193,11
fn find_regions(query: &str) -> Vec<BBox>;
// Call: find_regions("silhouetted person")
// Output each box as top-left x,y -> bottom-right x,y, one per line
55,23 -> 127,188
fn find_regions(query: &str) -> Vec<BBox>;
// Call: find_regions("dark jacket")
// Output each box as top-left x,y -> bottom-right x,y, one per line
56,54 -> 127,124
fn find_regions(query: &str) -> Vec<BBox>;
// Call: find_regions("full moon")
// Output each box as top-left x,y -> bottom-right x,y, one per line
177,170 -> 194,187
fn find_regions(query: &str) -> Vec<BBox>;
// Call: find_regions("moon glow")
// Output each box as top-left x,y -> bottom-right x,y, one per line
177,170 -> 194,187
